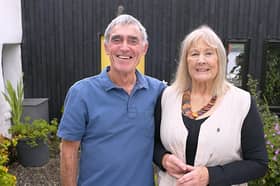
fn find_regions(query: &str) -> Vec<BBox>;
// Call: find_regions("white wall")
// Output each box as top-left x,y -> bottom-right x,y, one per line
0,0 -> 22,44
0,0 -> 22,138
2,44 -> 23,88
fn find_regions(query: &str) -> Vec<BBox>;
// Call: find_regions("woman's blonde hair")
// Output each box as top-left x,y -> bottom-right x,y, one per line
172,25 -> 229,96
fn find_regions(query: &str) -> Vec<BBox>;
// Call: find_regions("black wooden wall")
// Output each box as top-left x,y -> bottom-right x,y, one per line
21,0 -> 280,119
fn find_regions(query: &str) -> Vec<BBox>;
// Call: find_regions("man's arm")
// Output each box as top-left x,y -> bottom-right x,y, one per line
60,139 -> 80,186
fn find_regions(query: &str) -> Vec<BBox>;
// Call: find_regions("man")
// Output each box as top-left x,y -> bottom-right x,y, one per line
57,14 -> 165,186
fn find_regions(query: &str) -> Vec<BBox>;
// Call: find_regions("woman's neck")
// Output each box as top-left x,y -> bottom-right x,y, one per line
191,82 -> 213,97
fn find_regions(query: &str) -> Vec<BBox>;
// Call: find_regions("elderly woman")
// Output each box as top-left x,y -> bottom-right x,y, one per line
153,25 -> 268,186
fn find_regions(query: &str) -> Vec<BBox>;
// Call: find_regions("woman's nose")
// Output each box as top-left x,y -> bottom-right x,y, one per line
197,54 -> 206,64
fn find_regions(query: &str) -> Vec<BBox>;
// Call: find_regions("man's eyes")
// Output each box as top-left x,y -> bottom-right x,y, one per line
111,36 -> 122,43
110,36 -> 139,45
128,38 -> 139,45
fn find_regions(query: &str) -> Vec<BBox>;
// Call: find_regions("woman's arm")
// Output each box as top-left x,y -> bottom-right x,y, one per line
153,91 -> 190,178
207,97 -> 268,185
153,92 -> 169,169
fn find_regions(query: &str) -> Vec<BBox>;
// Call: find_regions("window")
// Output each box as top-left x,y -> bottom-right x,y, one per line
226,40 -> 249,88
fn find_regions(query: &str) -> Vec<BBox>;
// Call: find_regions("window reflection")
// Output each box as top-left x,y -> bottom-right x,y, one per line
226,43 -> 246,87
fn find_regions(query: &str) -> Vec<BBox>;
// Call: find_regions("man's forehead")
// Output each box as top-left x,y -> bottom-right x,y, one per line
110,24 -> 142,37
110,34 -> 139,39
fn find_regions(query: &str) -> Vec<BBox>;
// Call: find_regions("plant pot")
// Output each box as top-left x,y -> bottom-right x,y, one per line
16,138 -> 50,167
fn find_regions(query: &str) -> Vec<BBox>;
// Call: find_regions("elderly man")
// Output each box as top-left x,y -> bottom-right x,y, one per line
57,14 -> 165,186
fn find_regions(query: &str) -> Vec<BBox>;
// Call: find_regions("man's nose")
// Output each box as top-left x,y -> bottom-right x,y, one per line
120,40 -> 129,50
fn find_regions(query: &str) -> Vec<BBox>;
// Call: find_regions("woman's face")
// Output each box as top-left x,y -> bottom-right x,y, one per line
187,38 -> 218,84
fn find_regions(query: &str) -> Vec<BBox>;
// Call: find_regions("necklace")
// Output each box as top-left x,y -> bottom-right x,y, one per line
182,90 -> 217,119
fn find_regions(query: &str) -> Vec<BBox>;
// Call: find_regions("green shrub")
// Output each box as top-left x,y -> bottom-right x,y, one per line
0,135 -> 17,186
248,75 -> 280,185
9,118 -> 57,147
263,49 -> 280,106
0,166 -> 16,186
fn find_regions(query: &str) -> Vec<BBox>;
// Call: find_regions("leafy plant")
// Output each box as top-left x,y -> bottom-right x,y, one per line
2,80 -> 23,125
263,48 -> 280,106
247,75 -> 280,185
0,135 -> 17,186
9,117 -> 57,147
0,165 -> 16,186
47,118 -> 61,158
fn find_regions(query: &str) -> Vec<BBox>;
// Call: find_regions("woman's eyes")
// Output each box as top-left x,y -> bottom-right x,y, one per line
190,52 -> 199,56
190,51 -> 214,57
205,52 -> 213,56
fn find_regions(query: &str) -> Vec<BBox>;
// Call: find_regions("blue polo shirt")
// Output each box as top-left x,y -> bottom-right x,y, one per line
57,67 -> 165,186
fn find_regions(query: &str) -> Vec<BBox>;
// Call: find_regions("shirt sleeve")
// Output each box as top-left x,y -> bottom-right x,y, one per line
153,91 -> 170,170
207,96 -> 268,185
57,84 -> 88,141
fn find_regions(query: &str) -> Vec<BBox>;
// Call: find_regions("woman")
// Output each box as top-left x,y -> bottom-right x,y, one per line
153,25 -> 268,186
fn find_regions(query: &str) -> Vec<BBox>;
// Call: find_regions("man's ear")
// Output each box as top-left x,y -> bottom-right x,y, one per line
143,43 -> 149,55
104,43 -> 110,55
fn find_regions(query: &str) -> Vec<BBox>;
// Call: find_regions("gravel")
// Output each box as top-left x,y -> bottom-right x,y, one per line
8,155 -> 60,186
8,139 -> 61,186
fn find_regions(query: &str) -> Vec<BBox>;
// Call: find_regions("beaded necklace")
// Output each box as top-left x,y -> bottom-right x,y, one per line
182,90 -> 217,119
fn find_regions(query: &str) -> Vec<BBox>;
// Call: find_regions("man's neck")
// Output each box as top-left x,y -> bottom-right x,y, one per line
108,70 -> 136,95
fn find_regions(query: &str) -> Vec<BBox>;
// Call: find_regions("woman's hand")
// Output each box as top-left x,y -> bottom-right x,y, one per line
162,154 -> 193,179
176,166 -> 209,186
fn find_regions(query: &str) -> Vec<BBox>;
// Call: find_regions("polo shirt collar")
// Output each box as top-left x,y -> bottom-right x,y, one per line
99,66 -> 148,92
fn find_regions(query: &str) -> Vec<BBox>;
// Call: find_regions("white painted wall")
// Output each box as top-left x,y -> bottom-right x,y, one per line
0,0 -> 22,44
2,44 -> 23,88
0,0 -> 22,138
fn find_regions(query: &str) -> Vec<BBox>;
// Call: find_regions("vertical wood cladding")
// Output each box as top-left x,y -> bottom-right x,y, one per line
21,0 -> 280,118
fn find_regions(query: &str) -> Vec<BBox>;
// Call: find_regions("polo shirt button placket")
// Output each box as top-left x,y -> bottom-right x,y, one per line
127,97 -> 136,118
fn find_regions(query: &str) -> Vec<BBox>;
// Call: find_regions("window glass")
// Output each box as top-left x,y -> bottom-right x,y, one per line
226,42 -> 247,88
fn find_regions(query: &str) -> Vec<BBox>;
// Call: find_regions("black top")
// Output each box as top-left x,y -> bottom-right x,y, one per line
183,116 -> 208,166
153,94 -> 268,185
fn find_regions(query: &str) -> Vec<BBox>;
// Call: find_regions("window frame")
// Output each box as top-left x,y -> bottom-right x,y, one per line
225,39 -> 250,90
261,40 -> 280,115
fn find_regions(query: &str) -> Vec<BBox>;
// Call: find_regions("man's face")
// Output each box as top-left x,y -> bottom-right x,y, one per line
104,24 -> 148,74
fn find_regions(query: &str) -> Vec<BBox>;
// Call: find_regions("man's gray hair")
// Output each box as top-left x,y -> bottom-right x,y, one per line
104,14 -> 148,44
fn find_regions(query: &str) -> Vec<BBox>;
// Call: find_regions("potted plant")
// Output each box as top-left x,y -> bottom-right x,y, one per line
8,118 -> 57,167
3,79 -> 58,167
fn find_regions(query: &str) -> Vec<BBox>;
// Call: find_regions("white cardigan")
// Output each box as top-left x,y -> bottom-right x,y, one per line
158,85 -> 250,186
